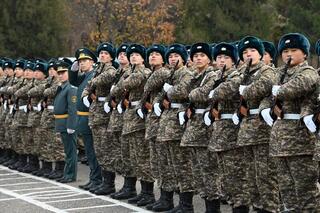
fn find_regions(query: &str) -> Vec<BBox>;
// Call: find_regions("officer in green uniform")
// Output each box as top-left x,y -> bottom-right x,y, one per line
68,48 -> 102,190
54,58 -> 78,183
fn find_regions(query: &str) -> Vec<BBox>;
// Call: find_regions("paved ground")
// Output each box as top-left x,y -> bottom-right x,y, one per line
0,163 -> 235,213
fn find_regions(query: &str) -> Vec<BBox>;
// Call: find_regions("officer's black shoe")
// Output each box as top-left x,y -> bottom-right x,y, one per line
152,190 -> 174,212
112,177 -> 137,200
79,181 -> 92,190
89,183 -> 102,193
58,178 -> 76,183
137,181 -> 155,206
232,205 -> 250,213
205,199 -> 221,213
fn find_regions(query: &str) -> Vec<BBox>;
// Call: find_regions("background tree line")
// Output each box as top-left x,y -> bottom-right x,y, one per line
0,0 -> 320,61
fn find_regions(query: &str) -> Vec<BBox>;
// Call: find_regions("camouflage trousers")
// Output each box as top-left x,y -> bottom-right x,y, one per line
277,155 -> 320,212
156,140 -> 178,192
0,123 -> 5,149
169,140 -> 194,193
32,127 -> 43,156
91,126 -> 106,166
243,144 -> 279,212
129,130 -> 153,182
99,129 -> 123,174
4,123 -> 12,150
11,125 -> 23,154
217,148 -> 251,208
148,136 -> 159,180
39,129 -> 64,162
121,133 -> 137,178
20,127 -> 33,155
191,147 -> 220,201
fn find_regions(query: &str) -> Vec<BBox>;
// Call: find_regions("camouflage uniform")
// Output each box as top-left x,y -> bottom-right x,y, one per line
237,61 -> 279,212
120,64 -> 151,180
181,66 -> 220,201
270,62 -> 320,211
0,76 -> 9,149
40,77 -> 64,162
82,62 -> 116,171
157,65 -> 194,193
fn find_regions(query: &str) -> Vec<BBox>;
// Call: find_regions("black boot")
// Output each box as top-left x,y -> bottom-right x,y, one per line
3,150 -> 18,167
9,154 -> 27,170
35,161 -> 52,177
137,181 -> 155,206
232,205 -> 250,213
128,180 -> 146,204
146,187 -> 164,210
112,177 -> 137,200
152,190 -> 174,212
168,192 -> 194,213
23,155 -> 39,173
49,161 -> 65,180
94,171 -> 116,195
257,209 -> 272,213
205,199 -> 221,213
0,149 -> 10,164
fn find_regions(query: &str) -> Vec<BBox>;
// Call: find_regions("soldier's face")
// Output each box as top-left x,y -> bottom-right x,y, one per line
0,68 -> 3,76
14,67 -> 24,77
130,53 -> 144,65
168,53 -> 184,67
99,51 -> 113,63
149,52 -> 164,66
262,52 -> 272,65
48,67 -> 58,77
34,71 -> 45,80
242,48 -> 260,65
216,54 -> 233,70
192,52 -> 210,70
25,70 -> 33,79
5,68 -> 14,76
118,52 -> 129,66
79,59 -> 94,72
281,48 -> 306,66
58,71 -> 68,82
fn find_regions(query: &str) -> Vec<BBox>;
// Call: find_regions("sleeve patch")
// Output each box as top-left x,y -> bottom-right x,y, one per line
71,96 -> 77,103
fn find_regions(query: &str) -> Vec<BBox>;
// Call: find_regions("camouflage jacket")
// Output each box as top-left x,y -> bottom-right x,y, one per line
157,65 -> 194,142
140,66 -> 171,140
121,65 -> 151,135
27,79 -> 46,127
237,61 -> 276,147
82,63 -> 117,127
107,66 -> 131,133
208,67 -> 243,151
40,78 -> 60,129
270,61 -> 318,156
180,66 -> 219,147
6,77 -> 25,125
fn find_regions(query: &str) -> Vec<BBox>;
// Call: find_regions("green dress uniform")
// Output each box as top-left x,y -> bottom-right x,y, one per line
54,62 -> 78,182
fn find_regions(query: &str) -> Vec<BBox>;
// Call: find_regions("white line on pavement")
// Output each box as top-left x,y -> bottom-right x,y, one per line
0,177 -> 30,181
0,197 -> 17,202
12,186 -> 59,192
62,204 -> 119,211
23,189 -> 72,196
0,181 -> 41,187
45,196 -> 97,203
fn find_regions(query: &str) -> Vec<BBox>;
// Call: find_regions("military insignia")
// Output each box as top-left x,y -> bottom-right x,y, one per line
154,46 -> 158,48
5,63 -> 8,65
244,41 -> 249,44
221,47 -> 226,51
170,47 -> 174,50
131,46 -> 135,49
285,39 -> 290,44
71,96 -> 77,103
197,46 -> 202,49
122,46 -> 126,49
36,65 -> 39,68
103,44 -> 107,47
79,53 -> 86,58
79,48 -> 84,51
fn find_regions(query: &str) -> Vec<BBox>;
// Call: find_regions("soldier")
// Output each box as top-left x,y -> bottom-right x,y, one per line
112,44 -> 152,201
155,44 -> 195,212
40,58 -> 66,179
135,44 -> 169,207
262,41 -> 277,67
234,36 -> 279,213
81,42 -> 117,194
54,58 -> 78,183
68,48 -> 102,190
107,43 -> 131,197
0,59 -> 8,159
177,42 -> 221,212
269,33 -> 319,211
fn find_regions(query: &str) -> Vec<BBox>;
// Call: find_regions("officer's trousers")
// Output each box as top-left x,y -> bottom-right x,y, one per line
60,132 -> 77,180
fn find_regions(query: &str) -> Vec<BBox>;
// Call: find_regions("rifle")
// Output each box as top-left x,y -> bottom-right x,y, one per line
119,64 -> 136,111
161,60 -> 180,110
87,63 -> 106,103
0,75 -> 9,106
270,57 -> 292,120
12,78 -> 26,117
237,58 -> 253,121
109,68 -> 126,110
40,76 -> 55,111
27,78 -> 35,113
208,64 -> 227,122
139,67 -> 156,116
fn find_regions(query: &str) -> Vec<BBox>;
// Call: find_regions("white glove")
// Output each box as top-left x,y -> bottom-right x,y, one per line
104,102 -> 111,113
117,102 -> 123,114
261,108 -> 274,127
83,96 -> 91,108
203,111 -> 212,126
163,83 -> 173,92
9,105 -> 13,114
70,61 -> 79,71
23,105 -> 27,113
67,128 -> 75,134
137,108 -> 144,119
110,85 -> 115,92
208,90 -> 215,99
178,111 -> 186,126
232,113 -> 240,125
3,100 -> 7,111
239,85 -> 247,95
303,114 -> 317,133
153,103 -> 162,117
37,102 -> 42,111
272,85 -> 281,96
